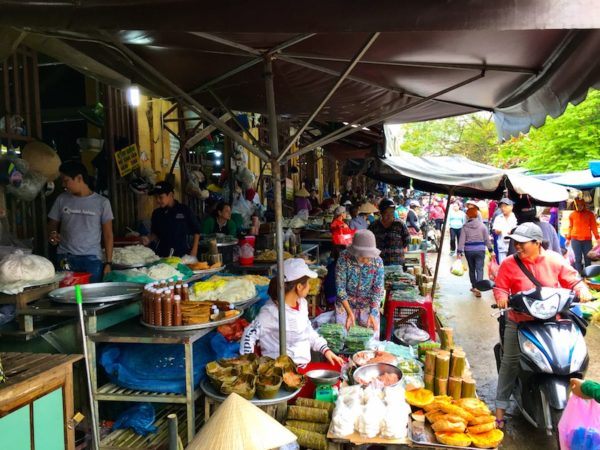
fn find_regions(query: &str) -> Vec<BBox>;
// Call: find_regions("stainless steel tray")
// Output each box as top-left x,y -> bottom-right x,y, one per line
50,282 -> 143,304
112,261 -> 151,270
200,378 -> 300,406
190,265 -> 225,276
140,310 -> 241,331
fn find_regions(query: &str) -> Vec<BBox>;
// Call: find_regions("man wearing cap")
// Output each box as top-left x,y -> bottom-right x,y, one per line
492,198 -> 517,263
492,222 -> 591,428
406,200 -> 421,234
369,199 -> 410,266
141,181 -> 201,257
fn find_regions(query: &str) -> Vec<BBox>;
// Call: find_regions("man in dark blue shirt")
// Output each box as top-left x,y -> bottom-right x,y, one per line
141,181 -> 201,257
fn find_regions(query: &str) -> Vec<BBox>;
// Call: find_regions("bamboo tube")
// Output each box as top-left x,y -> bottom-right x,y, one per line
450,350 -> 466,378
435,353 -> 450,379
440,327 -> 454,350
462,377 -> 477,398
424,373 -> 435,392
435,377 -> 448,396
425,351 -> 438,375
448,377 -> 462,400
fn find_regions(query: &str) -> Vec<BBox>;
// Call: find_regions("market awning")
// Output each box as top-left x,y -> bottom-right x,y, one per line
1,1 -> 599,145
360,151 -> 570,203
533,170 -> 600,190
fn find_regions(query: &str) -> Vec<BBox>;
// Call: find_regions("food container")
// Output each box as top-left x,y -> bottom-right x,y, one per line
59,272 -> 92,287
256,374 -> 283,399
352,363 -> 403,388
305,369 -> 340,386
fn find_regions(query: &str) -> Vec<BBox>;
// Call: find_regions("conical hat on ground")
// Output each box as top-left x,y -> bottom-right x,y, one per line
187,393 -> 296,450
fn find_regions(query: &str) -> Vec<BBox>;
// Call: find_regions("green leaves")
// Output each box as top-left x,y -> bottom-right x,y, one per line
397,88 -> 600,175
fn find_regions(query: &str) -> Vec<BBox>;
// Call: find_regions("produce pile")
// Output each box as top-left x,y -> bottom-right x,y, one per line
186,261 -> 222,271
285,398 -> 333,450
191,276 -> 257,303
407,389 -> 503,448
0,250 -> 55,284
206,355 -> 304,401
255,249 -> 293,262
112,245 -> 159,266
317,324 -> 375,354
330,384 -> 410,441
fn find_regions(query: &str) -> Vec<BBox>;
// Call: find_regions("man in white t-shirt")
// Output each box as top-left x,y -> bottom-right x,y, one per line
492,198 -> 517,263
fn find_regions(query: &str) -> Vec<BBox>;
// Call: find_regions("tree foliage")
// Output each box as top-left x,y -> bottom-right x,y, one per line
397,88 -> 600,174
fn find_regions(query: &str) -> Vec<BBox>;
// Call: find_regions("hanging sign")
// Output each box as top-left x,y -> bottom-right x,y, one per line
115,144 -> 140,176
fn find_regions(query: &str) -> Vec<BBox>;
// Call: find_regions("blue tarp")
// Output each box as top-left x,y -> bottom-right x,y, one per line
535,170 -> 600,190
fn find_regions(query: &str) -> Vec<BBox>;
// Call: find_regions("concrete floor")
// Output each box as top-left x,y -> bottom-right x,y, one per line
431,245 -> 600,450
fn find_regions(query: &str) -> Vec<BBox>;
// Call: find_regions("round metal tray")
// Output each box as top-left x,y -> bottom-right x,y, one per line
112,261 -> 154,270
140,310 -> 241,331
200,378 -> 300,406
50,282 -> 143,304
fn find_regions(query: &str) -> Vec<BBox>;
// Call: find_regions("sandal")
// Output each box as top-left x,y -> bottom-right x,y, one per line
495,418 -> 506,430
473,289 -> 482,298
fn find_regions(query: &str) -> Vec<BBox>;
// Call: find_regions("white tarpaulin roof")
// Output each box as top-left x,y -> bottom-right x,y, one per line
534,169 -> 600,190
365,151 -> 569,203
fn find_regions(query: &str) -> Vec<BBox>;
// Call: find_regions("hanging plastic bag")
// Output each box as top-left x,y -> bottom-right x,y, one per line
558,394 -> 600,450
487,254 -> 500,281
113,403 -> 157,436
450,259 -> 464,276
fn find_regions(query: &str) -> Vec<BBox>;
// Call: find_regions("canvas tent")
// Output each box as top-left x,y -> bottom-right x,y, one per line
364,152 -> 570,203
535,170 -> 600,190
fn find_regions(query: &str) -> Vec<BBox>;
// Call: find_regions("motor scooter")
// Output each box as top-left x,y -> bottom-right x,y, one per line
475,264 -> 600,436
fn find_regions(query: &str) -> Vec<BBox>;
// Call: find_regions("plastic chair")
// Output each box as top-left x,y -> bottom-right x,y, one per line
383,294 -> 437,342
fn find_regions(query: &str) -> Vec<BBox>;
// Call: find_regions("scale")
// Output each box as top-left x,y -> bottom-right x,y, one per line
305,369 -> 340,403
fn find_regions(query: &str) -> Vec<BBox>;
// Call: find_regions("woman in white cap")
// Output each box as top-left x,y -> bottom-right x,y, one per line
335,229 -> 385,332
240,258 -> 344,367
492,222 -> 591,429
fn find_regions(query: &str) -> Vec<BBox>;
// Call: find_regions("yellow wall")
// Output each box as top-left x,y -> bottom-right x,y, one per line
135,95 -> 181,220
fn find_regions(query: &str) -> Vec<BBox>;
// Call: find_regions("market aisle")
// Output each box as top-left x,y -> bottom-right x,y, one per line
431,240 -> 600,450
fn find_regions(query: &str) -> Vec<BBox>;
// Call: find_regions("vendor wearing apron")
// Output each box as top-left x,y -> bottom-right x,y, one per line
141,181 -> 201,257
48,161 -> 114,283
335,229 -> 385,332
200,201 -> 238,237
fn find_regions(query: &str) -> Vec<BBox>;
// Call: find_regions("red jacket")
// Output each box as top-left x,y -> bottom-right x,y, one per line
493,249 -> 589,323
330,217 -> 355,245
568,210 -> 599,241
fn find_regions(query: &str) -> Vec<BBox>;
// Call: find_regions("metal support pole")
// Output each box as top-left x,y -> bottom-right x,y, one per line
264,56 -> 287,355
431,191 -> 453,298
167,414 -> 179,450
278,32 -> 380,162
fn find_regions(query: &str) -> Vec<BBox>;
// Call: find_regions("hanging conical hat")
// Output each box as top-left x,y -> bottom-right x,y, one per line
358,202 -> 379,214
187,393 -> 296,450
21,141 -> 61,181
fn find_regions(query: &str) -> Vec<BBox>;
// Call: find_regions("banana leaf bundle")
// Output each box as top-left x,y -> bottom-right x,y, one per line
256,374 -> 283,400
282,371 -> 305,391
285,420 -> 329,434
221,373 -> 256,400
295,397 -> 334,415
287,405 -> 329,423
286,425 -> 328,450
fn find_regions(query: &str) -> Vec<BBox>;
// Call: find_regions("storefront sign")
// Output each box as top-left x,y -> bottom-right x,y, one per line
115,144 -> 140,176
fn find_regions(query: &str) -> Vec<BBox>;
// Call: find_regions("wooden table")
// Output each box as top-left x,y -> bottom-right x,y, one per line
0,352 -> 83,450
0,281 -> 60,332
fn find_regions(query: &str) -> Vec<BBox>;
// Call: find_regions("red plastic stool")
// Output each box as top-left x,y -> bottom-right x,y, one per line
384,295 -> 437,342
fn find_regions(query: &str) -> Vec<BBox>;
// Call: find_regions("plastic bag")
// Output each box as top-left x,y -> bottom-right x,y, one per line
488,254 -> 500,281
450,259 -> 464,276
113,403 -> 157,436
587,244 -> 600,262
558,394 -> 600,450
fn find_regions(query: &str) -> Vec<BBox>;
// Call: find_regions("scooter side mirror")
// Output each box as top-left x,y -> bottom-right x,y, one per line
582,265 -> 600,279
474,280 -> 495,291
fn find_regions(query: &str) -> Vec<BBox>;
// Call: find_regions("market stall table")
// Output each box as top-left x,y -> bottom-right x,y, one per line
0,352 -> 83,450
88,319 -> 210,447
230,262 -> 277,277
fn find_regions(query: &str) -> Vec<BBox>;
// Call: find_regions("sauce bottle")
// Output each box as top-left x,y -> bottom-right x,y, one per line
162,289 -> 173,326
173,294 -> 182,326
154,288 -> 163,326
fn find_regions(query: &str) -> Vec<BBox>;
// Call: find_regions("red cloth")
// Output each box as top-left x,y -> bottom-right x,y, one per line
331,217 -> 355,246
493,249 -> 588,323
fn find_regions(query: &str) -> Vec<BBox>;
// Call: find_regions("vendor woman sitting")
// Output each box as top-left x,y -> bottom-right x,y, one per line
240,259 -> 344,367
200,201 -> 238,236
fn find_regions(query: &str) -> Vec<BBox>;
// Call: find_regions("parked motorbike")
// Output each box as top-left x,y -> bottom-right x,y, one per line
419,217 -> 441,252
475,264 -> 600,436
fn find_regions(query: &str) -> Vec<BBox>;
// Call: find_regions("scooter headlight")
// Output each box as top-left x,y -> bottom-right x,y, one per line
520,338 -> 553,373
570,333 -> 587,373
525,296 -> 560,320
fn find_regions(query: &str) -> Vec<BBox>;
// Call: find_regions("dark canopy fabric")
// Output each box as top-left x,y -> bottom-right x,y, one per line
2,1 -> 600,139
359,152 -> 569,203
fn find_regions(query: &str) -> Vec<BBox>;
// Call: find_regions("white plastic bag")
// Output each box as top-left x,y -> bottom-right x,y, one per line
450,259 -> 464,276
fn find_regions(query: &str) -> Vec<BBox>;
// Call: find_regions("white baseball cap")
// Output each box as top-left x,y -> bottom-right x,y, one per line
283,258 -> 318,282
